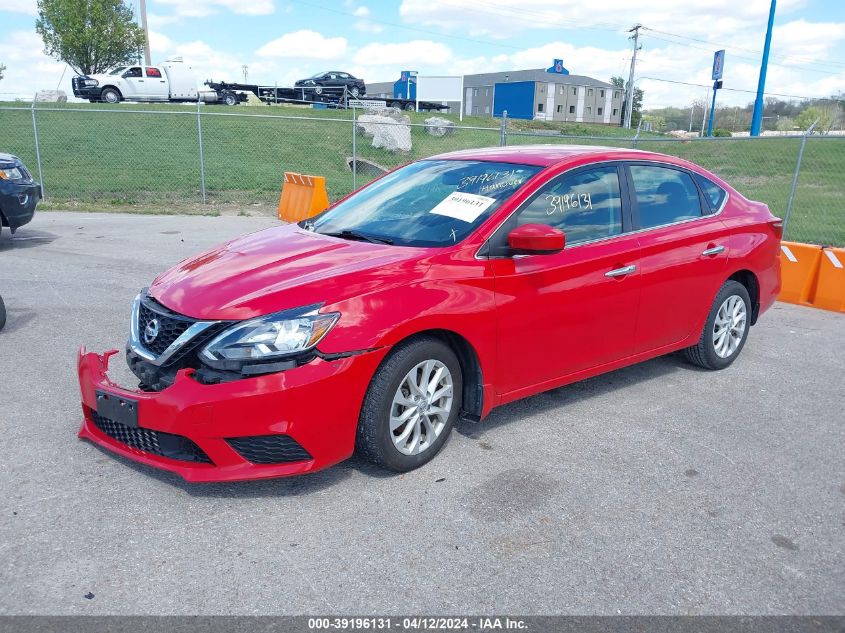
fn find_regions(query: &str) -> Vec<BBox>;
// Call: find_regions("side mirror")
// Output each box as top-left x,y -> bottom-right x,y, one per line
507,224 -> 566,255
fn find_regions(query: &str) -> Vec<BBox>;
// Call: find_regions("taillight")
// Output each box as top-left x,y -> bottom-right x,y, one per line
768,217 -> 784,238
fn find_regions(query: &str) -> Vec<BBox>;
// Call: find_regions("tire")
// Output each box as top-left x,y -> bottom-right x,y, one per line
314,85 -> 323,95
404,102 -> 415,111
356,336 -> 463,472
222,92 -> 238,106
100,88 -> 121,104
0,295 -> 6,332
683,280 -> 751,370
349,86 -> 360,98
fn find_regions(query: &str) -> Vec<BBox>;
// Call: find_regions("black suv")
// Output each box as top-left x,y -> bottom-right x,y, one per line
294,71 -> 366,99
0,153 -> 41,237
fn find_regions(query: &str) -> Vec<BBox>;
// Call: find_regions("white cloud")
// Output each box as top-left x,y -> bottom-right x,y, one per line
353,6 -> 370,17
256,30 -> 348,59
0,0 -> 36,15
398,0 -> 807,39
152,0 -> 274,18
0,31 -> 68,100
354,40 -> 451,65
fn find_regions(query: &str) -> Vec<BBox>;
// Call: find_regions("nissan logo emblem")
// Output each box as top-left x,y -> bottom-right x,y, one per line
143,318 -> 160,344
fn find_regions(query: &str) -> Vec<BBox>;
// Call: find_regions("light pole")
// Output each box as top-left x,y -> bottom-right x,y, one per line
139,0 -> 151,65
750,0 -> 776,136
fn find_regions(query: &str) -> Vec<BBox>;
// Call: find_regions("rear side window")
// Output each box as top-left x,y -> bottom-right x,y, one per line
630,165 -> 702,229
694,174 -> 727,213
145,67 -> 162,78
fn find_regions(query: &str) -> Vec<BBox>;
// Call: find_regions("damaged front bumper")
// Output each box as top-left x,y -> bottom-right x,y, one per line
77,345 -> 388,482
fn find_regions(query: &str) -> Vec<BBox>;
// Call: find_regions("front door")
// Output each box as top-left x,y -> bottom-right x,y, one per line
489,164 -> 642,396
121,66 -> 147,99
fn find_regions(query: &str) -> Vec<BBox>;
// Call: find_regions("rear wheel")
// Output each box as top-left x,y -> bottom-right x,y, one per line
404,102 -> 415,111
356,337 -> 462,472
100,88 -> 121,104
683,280 -> 751,370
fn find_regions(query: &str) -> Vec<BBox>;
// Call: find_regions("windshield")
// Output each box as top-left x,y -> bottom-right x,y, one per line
310,160 -> 542,247
109,67 -> 127,75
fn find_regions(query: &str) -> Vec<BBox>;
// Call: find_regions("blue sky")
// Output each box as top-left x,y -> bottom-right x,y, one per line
1,0 -> 844,108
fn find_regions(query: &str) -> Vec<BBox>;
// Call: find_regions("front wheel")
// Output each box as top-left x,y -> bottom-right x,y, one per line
356,337 -> 462,472
683,280 -> 751,370
100,88 -> 121,104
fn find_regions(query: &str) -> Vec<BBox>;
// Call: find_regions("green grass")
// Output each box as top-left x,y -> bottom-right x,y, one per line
1,101 -> 843,245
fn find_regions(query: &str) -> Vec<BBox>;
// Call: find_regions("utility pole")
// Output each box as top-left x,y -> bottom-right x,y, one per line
139,0 -> 151,66
242,65 -> 249,83
750,0 -> 776,136
623,23 -> 642,129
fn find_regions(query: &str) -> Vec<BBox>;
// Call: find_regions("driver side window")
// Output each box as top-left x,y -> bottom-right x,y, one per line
124,67 -> 142,78
515,165 -> 623,245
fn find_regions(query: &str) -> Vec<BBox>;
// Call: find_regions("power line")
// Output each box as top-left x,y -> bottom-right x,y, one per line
640,32 -> 845,76
643,26 -> 845,69
637,76 -> 844,102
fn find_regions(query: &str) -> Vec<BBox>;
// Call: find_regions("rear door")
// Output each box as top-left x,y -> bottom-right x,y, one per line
627,162 -> 731,354
144,67 -> 169,100
489,163 -> 642,395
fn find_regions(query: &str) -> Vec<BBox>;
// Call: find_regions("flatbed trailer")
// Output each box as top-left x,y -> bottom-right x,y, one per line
204,80 -> 449,111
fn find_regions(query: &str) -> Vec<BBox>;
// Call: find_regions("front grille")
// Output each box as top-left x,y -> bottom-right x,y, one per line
226,435 -> 312,464
138,298 -> 195,356
91,411 -> 212,464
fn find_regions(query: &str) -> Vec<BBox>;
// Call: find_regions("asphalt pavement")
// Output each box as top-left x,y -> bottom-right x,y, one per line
0,212 -> 842,615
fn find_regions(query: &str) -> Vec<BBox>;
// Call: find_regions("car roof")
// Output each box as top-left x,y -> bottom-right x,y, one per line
428,144 -> 672,168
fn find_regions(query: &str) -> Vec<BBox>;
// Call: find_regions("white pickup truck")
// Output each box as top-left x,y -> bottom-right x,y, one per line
71,58 -> 242,105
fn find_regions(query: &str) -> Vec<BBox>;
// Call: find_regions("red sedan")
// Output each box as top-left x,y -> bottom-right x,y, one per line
77,145 -> 782,482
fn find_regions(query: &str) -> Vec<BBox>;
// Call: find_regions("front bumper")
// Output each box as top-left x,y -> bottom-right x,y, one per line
0,179 -> 41,233
77,346 -> 387,482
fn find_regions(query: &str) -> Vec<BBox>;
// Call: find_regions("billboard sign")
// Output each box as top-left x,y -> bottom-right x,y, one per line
712,50 -> 725,81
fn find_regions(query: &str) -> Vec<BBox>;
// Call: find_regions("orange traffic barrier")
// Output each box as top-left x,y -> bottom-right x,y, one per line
810,247 -> 845,313
778,242 -> 823,305
277,172 -> 330,223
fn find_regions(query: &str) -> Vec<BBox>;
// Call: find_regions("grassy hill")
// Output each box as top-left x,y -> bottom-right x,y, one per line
0,100 -> 842,245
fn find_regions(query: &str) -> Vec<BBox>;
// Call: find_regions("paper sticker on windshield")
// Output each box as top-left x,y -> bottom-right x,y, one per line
430,192 -> 496,223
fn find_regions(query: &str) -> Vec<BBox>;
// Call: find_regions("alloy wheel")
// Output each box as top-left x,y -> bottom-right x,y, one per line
712,294 -> 747,358
390,359 -> 454,456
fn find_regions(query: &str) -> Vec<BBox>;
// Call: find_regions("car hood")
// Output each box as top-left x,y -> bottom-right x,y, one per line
150,224 -> 429,321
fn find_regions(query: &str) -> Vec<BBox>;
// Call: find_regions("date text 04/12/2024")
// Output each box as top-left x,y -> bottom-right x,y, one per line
307,617 -> 529,630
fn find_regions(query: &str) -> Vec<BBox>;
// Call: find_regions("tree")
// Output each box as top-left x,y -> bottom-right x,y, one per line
611,76 -> 644,127
0,63 -> 5,81
795,106 -> 834,132
36,0 -> 145,76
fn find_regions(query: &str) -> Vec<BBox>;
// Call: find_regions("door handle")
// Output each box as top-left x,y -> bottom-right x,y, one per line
605,264 -> 637,278
701,245 -> 725,256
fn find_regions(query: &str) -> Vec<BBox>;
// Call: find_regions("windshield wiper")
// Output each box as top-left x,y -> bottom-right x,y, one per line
320,230 -> 394,245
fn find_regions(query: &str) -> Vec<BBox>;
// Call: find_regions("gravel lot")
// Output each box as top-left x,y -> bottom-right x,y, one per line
0,212 -> 842,615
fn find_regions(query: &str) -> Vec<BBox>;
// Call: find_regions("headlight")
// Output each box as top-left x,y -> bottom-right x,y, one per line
84,79 -> 99,86
0,167 -> 23,180
200,307 -> 339,370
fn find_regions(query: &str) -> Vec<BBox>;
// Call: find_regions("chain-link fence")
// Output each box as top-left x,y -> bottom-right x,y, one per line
1,101 -> 843,245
